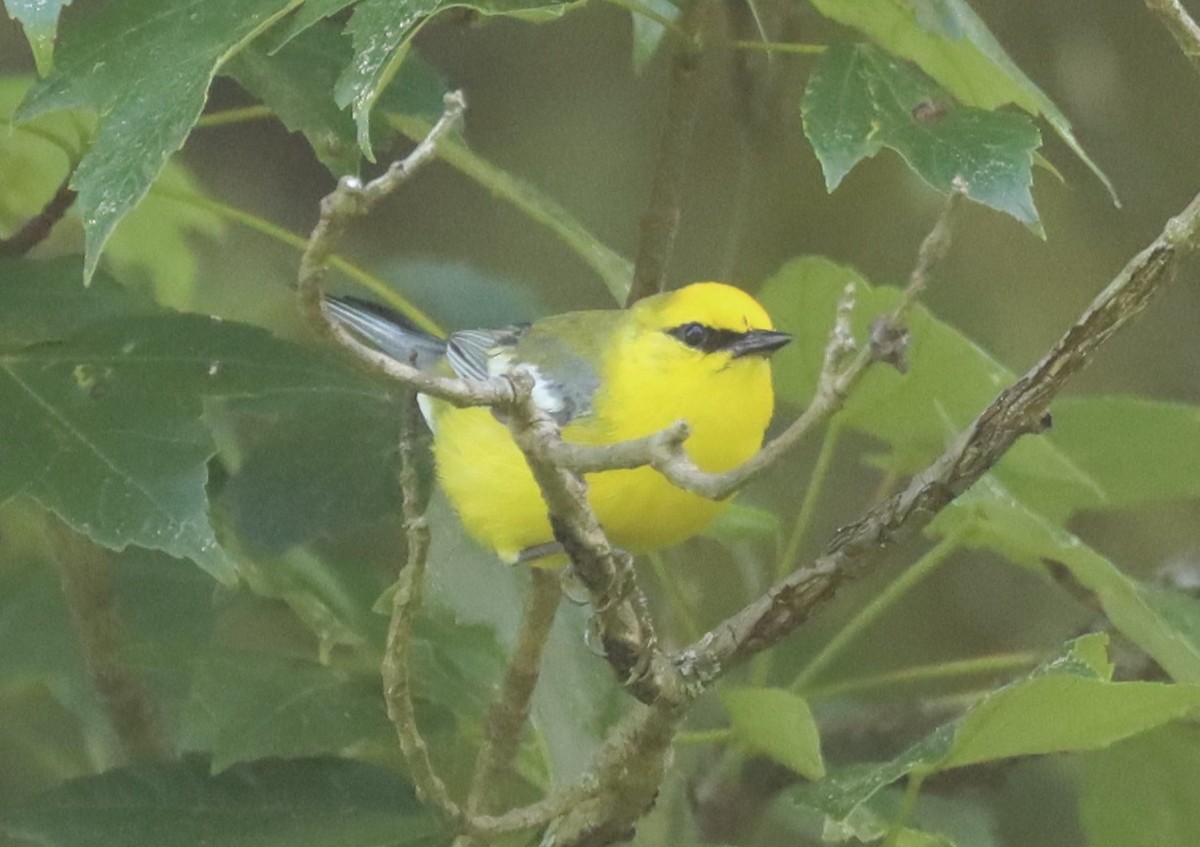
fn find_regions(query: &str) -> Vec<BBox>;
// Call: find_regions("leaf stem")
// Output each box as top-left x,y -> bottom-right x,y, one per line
776,419 -> 843,582
386,112 -> 634,305
750,420 -> 843,686
803,651 -> 1041,700
149,182 -> 443,335
731,40 -> 826,55
647,550 -> 703,643
195,105 -> 275,128
790,524 -> 970,692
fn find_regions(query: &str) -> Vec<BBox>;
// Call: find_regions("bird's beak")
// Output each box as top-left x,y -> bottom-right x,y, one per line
729,329 -> 793,358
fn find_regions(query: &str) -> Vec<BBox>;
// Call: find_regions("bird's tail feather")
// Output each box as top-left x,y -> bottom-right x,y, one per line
323,296 -> 447,371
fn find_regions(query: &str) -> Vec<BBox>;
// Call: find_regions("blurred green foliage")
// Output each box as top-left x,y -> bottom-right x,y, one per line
2,1 -> 1200,846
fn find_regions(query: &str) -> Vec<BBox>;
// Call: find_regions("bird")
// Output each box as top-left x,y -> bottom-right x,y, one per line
324,283 -> 791,564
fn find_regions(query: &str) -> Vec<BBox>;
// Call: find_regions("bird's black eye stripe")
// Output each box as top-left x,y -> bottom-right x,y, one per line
667,322 -> 746,354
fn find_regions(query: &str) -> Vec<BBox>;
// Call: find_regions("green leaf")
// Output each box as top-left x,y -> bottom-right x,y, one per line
931,478 -> 1200,684
261,0 -> 359,51
2,0 -> 73,75
1048,397 -> 1200,510
337,0 -> 578,158
225,22 -> 363,176
16,0 -> 302,282
758,257 -> 1102,520
721,686 -> 826,779
795,635 -> 1200,827
0,75 -> 91,232
2,76 -> 223,303
213,395 -> 404,554
807,0 -> 1116,204
0,755 -> 444,846
943,659 -> 1200,770
0,552 -> 84,696
0,258 -> 158,346
180,652 -> 393,772
0,279 -> 396,583
105,161 -> 227,309
802,43 -> 1042,231
335,0 -> 445,158
1080,723 -> 1200,847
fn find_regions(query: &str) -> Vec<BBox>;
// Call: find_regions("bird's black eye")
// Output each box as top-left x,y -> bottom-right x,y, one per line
676,322 -> 709,349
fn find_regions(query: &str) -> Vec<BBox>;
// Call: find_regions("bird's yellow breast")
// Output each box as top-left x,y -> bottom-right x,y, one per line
430,303 -> 776,564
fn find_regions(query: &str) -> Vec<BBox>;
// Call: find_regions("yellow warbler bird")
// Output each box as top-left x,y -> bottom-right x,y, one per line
325,283 -> 790,564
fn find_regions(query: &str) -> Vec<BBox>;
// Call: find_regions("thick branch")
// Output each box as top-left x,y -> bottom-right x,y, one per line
687,187 -> 1200,674
544,701 -> 682,847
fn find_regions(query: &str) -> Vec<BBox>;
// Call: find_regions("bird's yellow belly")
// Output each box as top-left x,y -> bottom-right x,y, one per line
431,404 -> 756,563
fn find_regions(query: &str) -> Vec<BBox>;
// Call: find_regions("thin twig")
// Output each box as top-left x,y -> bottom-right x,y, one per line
1145,0 -> 1200,75
500,377 -> 687,706
549,193 -> 961,501
684,186 -> 1200,676
465,568 -> 562,818
298,91 -> 466,334
0,176 -> 76,257
46,518 -> 170,762
626,2 -> 708,306
381,404 -> 466,828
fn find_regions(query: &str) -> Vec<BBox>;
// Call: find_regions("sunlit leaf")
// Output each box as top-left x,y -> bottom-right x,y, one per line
16,0 -> 302,282
105,162 -> 226,309
0,75 -> 90,233
2,77 -> 222,302
0,755 -> 444,846
721,686 -> 825,779
803,43 -> 1041,231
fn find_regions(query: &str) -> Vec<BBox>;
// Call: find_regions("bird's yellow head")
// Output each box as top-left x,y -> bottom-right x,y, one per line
628,282 -> 791,370
598,282 -> 790,476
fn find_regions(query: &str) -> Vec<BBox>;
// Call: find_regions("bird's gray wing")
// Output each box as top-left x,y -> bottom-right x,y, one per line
446,320 -> 603,426
445,326 -> 528,381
